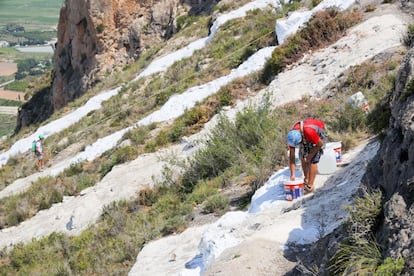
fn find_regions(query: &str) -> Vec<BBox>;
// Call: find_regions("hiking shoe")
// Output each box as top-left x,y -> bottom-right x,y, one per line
304,184 -> 315,195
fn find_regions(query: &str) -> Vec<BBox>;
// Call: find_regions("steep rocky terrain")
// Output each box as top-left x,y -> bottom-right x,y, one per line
282,4 -> 414,274
2,0 -> 414,274
15,0 -> 211,131
363,47 -> 414,273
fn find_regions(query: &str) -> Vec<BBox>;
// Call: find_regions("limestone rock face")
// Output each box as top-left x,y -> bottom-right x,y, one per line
51,0 -> 183,110
364,48 -> 414,273
16,0 -> 209,130
14,86 -> 54,134
51,0 -> 98,110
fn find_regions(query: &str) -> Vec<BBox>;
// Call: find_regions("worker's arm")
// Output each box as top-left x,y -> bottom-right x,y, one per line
304,139 -> 323,163
289,146 -> 296,180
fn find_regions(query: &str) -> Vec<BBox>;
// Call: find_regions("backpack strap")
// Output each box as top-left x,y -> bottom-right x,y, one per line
299,120 -> 307,145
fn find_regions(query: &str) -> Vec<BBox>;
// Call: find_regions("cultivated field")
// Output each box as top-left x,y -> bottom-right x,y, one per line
0,62 -> 17,76
0,88 -> 24,101
0,0 -> 63,31
0,62 -> 24,103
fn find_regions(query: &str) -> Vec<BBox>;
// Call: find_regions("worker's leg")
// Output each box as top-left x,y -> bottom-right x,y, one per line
299,145 -> 309,183
306,149 -> 322,193
37,154 -> 44,170
301,158 -> 310,184
304,144 -> 322,193
40,158 -> 44,170
307,163 -> 318,188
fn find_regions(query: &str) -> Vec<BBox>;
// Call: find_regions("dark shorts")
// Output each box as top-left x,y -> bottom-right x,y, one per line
300,144 -> 323,164
35,151 -> 43,160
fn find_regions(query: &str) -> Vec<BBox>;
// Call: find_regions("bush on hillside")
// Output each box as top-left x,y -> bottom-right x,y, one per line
403,24 -> 414,48
333,103 -> 367,132
181,100 -> 283,193
262,8 -> 362,83
329,188 -> 404,275
367,98 -> 391,135
203,194 -> 230,215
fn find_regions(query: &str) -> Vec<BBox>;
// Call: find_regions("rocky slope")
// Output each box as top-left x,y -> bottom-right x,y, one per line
363,47 -> 414,273
15,0 -> 211,131
283,3 -> 414,274
131,2 -> 414,274
4,0 -> 414,274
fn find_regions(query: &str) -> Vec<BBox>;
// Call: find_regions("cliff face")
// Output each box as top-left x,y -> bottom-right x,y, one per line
51,0 -> 183,110
51,0 -> 98,110
15,0 -> 192,132
363,47 -> 414,272
14,86 -> 53,133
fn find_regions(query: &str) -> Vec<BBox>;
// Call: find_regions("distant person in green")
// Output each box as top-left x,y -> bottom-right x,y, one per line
35,134 -> 45,171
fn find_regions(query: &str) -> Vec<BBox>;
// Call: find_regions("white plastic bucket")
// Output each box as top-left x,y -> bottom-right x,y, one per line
326,142 -> 342,163
347,91 -> 370,112
284,178 -> 304,201
318,146 -> 336,175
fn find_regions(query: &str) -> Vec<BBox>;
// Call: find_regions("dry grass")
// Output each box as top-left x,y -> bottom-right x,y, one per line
262,9 -> 363,83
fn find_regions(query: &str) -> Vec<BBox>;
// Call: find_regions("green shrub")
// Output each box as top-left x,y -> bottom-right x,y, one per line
137,187 -> 160,206
100,145 -> 139,177
215,3 -> 230,12
329,238 -> 382,275
344,189 -> 382,239
189,179 -> 219,204
6,209 -> 24,227
152,192 -> 182,216
181,115 -> 240,192
143,139 -> 157,153
262,9 -> 362,83
343,63 -> 376,91
181,101 -> 281,193
161,215 -> 187,235
329,189 -> 387,274
203,194 -> 229,215
64,162 -> 84,177
367,99 -> 391,135
96,24 -> 104,34
332,104 -> 367,133
155,87 -> 175,106
376,257 -> 405,275
365,4 -> 376,12
74,173 -> 97,192
281,0 -> 302,15
401,78 -> 414,100
168,120 -> 186,142
330,240 -> 405,275
311,0 -> 323,8
403,24 -> 414,47
48,190 -> 63,204
218,87 -> 233,107
147,130 -> 169,151
176,15 -> 198,31
100,159 -> 115,177
126,126 -> 150,145
113,145 -> 139,164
